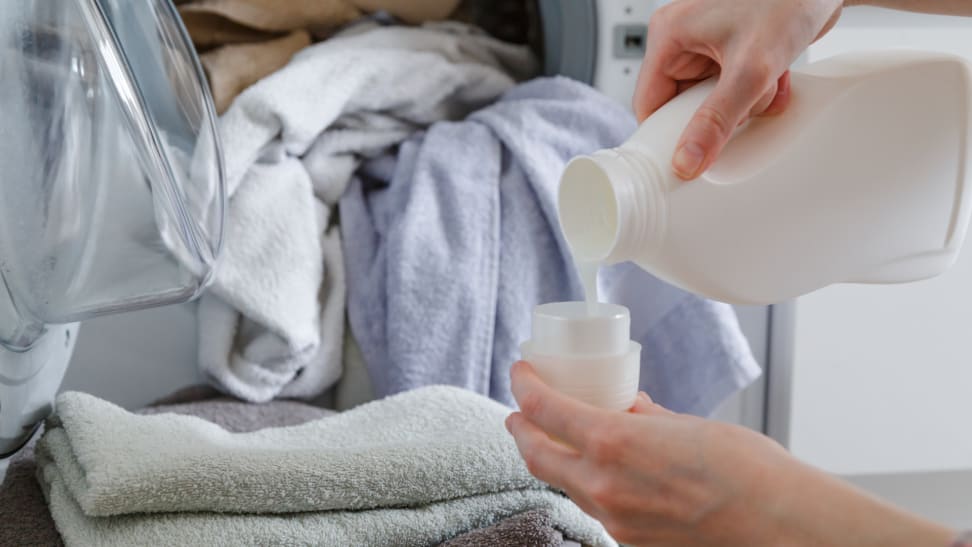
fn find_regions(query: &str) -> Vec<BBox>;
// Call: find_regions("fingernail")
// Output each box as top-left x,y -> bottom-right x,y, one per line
638,391 -> 651,402
673,142 -> 705,179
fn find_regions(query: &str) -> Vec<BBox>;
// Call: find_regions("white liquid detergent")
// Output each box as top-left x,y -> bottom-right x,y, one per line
519,227 -> 641,412
577,260 -> 600,308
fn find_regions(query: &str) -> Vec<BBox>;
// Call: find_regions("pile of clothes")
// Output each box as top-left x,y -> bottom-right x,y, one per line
11,1 -> 763,545
183,0 -> 759,415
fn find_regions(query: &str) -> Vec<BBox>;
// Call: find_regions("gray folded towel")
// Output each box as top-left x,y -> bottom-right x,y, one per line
36,386 -> 614,546
0,386 -> 331,547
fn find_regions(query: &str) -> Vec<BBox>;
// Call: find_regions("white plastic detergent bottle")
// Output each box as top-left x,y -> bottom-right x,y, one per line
558,50 -> 972,305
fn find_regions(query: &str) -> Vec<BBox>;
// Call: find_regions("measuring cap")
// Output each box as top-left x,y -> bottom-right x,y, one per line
521,301 -> 641,411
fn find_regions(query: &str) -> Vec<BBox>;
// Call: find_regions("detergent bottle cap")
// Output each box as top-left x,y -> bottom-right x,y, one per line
529,301 -> 630,356
521,301 -> 641,412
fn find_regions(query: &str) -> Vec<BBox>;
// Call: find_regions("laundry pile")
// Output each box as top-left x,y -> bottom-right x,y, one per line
172,0 -> 463,113
21,2 -> 763,545
4,386 -> 612,546
196,19 -> 537,402
182,0 -> 758,413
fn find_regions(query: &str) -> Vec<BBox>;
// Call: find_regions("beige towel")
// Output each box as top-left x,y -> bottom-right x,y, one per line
200,30 -> 311,113
180,0 -> 461,112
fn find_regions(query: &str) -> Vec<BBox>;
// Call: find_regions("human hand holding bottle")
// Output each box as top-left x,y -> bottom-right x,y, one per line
640,0 -> 972,180
635,0 -> 844,180
521,0 -> 972,543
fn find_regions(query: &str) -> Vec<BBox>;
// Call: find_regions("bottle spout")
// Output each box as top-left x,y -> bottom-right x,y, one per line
558,149 -> 666,265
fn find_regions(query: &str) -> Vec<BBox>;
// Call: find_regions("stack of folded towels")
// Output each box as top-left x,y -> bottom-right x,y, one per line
31,386 -> 614,546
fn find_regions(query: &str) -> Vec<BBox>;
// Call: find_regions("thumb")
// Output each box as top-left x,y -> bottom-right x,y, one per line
629,391 -> 673,416
673,65 -> 771,180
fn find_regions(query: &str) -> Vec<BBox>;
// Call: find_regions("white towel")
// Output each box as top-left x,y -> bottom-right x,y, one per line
200,21 -> 537,402
36,386 -> 614,546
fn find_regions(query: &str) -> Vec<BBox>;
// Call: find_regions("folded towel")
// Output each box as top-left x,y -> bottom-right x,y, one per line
5,388 -> 581,546
35,386 -> 613,546
200,21 -> 537,403
340,76 -> 760,414
0,386 -> 330,547
178,0 -> 462,112
439,509 -> 564,547
0,436 -> 62,546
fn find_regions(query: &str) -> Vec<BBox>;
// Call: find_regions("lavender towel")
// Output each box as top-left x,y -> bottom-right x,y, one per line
340,77 -> 760,414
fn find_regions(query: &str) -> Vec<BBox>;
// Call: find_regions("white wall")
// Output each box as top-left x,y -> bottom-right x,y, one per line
786,6 -> 972,476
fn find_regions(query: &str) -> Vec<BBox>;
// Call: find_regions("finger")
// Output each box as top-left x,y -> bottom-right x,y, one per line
633,55 -> 677,122
761,71 -> 791,116
628,391 -> 657,414
673,63 -> 774,179
628,391 -> 674,416
510,361 -> 605,450
749,81 -> 778,118
505,411 -> 583,489
815,5 -> 843,43
675,76 -> 712,95
504,418 -> 602,521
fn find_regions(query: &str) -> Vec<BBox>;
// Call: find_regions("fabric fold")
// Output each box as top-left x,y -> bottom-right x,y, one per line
439,509 -> 565,547
201,21 -> 537,402
35,387 -> 614,546
199,30 -> 312,114
178,0 -> 463,112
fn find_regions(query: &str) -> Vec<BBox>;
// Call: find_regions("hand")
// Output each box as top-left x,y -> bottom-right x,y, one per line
505,361 -> 956,546
505,361 -> 794,546
634,0 -> 844,179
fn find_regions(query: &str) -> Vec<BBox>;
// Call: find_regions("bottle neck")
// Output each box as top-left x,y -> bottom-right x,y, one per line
591,148 -> 667,265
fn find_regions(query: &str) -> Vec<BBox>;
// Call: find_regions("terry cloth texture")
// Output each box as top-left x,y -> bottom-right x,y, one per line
438,509 -> 564,547
199,20 -> 537,402
340,76 -> 760,414
36,386 -> 614,546
0,387 -> 330,547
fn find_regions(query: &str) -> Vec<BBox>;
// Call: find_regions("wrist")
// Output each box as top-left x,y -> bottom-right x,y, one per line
768,461 -> 954,546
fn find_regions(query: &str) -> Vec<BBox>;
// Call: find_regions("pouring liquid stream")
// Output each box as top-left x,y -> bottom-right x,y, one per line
577,260 -> 600,311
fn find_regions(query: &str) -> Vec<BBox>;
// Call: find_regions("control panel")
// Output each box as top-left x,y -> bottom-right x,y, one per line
592,0 -> 668,109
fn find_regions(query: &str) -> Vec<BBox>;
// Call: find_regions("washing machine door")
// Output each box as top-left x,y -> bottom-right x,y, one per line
0,0 -> 224,350
537,0 -> 597,84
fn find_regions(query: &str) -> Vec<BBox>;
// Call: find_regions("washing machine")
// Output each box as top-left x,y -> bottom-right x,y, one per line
1,0 -> 771,458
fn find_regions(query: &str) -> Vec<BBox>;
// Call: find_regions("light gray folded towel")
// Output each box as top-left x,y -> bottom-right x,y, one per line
201,19 -> 537,403
36,386 -> 614,546
0,386 -> 331,547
